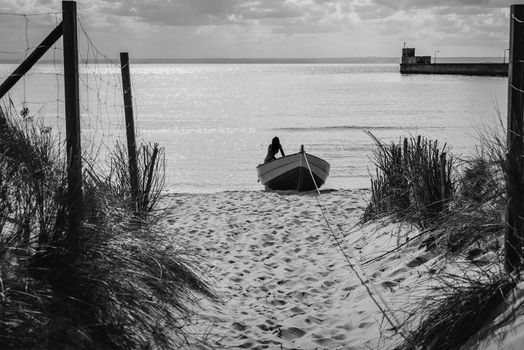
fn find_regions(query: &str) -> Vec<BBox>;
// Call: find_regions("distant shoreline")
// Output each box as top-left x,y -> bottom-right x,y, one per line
0,57 -> 504,65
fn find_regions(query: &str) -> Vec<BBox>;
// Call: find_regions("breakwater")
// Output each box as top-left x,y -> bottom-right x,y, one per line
400,47 -> 508,76
400,63 -> 508,76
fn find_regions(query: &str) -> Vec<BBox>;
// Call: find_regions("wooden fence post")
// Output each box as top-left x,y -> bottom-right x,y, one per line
505,4 -> 524,273
120,52 -> 140,211
62,0 -> 83,252
0,23 -> 63,99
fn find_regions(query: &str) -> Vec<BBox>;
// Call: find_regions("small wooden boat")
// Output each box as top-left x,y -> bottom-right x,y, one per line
256,146 -> 330,191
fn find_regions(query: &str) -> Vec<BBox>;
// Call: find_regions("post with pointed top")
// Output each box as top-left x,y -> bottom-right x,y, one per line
120,52 -> 140,211
63,0 -> 83,253
505,4 -> 524,273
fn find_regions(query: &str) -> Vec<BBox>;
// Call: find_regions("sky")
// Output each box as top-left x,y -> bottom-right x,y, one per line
0,0 -> 523,60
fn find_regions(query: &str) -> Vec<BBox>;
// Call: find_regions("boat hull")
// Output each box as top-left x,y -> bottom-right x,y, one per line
256,152 -> 330,191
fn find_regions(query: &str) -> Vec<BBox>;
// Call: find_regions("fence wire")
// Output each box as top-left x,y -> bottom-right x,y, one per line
0,10 -> 131,168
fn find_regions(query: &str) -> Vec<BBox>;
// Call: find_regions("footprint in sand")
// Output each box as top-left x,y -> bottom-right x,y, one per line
279,327 -> 306,340
336,322 -> 354,331
289,306 -> 306,314
332,333 -> 347,341
322,280 -> 336,288
257,322 -> 281,332
312,334 -> 332,346
309,288 -> 322,294
269,299 -> 287,307
304,315 -> 325,325
357,322 -> 374,329
317,271 -> 331,277
232,322 -> 248,331
236,341 -> 255,348
306,235 -> 320,242
342,284 -> 357,293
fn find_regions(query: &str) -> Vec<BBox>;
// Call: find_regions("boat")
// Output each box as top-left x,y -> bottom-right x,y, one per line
256,146 -> 330,191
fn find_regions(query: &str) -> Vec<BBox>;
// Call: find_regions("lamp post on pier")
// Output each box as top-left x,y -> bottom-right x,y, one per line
434,50 -> 440,64
504,48 -> 510,63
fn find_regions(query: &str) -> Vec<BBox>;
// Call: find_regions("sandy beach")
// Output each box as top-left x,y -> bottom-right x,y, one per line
163,189 -> 440,349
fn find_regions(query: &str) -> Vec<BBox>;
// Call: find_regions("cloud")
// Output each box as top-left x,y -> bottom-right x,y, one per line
92,0 -> 358,30
370,0 -> 513,12
348,0 -> 516,54
96,0 -> 311,27
99,0 -> 236,26
0,0 -> 521,59
235,0 -> 304,21
355,4 -> 396,20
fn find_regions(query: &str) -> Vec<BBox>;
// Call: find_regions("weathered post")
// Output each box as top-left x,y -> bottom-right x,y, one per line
0,23 -> 63,99
120,52 -> 140,211
505,4 -> 524,273
62,1 -> 83,252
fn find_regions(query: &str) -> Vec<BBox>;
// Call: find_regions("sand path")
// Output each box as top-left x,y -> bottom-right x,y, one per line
165,189 -> 426,349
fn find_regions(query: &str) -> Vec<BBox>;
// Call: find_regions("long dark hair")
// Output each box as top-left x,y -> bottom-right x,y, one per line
271,137 -> 280,151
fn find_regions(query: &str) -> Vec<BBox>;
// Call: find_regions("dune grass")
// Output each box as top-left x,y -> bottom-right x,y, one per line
424,122 -> 507,256
364,126 -> 517,349
396,272 -> 515,350
0,105 -> 216,349
94,141 -> 166,214
363,133 -> 454,229
429,156 -> 505,255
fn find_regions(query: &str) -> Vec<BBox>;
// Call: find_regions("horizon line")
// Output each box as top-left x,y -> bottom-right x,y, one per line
0,56 -> 504,65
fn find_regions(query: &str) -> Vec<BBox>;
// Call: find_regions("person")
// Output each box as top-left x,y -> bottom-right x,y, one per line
264,136 -> 285,163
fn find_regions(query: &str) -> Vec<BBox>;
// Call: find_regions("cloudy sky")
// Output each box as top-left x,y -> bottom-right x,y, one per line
1,0 -> 523,59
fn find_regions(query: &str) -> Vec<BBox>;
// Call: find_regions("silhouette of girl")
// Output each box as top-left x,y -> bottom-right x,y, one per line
264,136 -> 285,163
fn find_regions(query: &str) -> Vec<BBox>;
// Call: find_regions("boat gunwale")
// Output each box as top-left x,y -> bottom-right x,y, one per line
256,151 -> 328,170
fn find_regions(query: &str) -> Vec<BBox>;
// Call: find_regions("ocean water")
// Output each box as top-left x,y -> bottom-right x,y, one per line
0,63 -> 507,193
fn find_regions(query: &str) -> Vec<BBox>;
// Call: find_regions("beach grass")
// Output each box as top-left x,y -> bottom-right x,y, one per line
365,126 -> 517,349
97,141 -> 166,214
363,133 -> 454,229
423,121 -> 507,256
429,157 -> 505,255
396,272 -> 515,350
0,105 -> 216,349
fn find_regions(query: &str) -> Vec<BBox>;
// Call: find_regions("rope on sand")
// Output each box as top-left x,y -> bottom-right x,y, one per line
303,153 -> 413,345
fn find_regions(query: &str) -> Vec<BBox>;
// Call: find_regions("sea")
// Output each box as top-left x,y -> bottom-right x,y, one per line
0,62 -> 508,193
